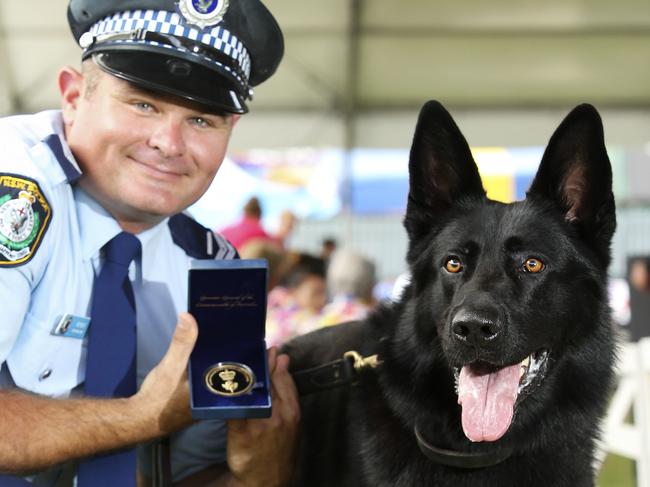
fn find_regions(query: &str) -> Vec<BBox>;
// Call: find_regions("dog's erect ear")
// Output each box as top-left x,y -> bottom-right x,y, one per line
528,104 -> 616,265
404,101 -> 485,241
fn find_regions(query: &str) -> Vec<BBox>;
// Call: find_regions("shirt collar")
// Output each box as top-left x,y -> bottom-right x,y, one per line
75,185 -> 122,263
41,111 -> 83,184
74,185 -> 170,277
135,218 -> 171,278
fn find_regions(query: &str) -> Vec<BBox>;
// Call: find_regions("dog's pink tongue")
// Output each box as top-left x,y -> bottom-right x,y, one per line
457,363 -> 520,442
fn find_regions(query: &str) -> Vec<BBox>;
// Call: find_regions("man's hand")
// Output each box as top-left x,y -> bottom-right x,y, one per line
0,314 -> 199,474
134,313 -> 198,436
226,347 -> 301,487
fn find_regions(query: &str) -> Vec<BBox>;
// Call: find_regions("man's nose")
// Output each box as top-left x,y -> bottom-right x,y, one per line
149,117 -> 186,158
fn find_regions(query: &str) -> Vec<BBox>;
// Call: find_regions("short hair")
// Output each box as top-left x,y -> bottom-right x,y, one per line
280,252 -> 326,289
327,249 -> 376,302
81,60 -> 102,99
239,238 -> 285,289
243,197 -> 262,219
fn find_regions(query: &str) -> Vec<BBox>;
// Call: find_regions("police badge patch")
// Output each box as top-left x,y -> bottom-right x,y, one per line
0,174 -> 52,267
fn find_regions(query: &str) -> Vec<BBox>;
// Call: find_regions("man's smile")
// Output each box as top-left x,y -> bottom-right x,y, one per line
128,156 -> 187,180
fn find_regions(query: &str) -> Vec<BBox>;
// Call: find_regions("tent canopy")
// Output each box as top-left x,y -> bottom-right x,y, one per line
0,0 -> 648,147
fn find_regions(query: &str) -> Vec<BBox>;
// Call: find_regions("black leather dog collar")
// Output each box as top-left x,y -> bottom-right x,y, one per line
414,423 -> 514,469
292,353 -> 512,469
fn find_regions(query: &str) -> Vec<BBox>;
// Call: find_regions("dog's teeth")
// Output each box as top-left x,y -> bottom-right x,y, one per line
519,357 -> 530,380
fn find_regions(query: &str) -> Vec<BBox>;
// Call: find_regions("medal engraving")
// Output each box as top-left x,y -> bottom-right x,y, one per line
204,362 -> 255,397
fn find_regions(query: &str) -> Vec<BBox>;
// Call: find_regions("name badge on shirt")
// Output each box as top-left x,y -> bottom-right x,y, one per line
51,314 -> 90,339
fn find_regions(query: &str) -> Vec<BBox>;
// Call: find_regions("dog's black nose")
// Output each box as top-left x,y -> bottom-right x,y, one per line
451,310 -> 501,346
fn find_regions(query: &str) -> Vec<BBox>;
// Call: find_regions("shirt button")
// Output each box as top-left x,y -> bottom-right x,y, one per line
39,368 -> 52,381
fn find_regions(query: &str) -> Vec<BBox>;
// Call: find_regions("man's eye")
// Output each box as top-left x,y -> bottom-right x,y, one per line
190,117 -> 212,128
134,102 -> 154,112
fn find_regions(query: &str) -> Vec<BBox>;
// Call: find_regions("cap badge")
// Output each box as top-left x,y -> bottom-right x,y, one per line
178,0 -> 230,29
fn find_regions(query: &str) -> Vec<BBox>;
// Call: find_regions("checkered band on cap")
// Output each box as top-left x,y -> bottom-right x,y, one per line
85,10 -> 251,88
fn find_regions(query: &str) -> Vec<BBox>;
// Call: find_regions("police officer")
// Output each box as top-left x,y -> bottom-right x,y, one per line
0,1 -> 300,485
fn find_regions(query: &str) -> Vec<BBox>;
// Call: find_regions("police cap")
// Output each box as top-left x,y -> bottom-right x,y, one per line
67,0 -> 284,113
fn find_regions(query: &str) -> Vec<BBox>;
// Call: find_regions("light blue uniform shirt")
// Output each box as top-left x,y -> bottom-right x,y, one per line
0,110 -> 237,484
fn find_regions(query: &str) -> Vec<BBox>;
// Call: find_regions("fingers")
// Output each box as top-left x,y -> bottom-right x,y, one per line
226,417 -> 249,436
229,352 -> 299,435
271,353 -> 301,422
226,351 -> 301,486
134,314 -> 198,433
272,353 -> 294,393
157,313 -> 198,377
176,312 -> 199,342
267,346 -> 278,375
268,351 -> 298,406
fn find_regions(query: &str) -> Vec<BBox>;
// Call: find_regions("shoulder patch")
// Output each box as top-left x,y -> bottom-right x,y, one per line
169,212 -> 238,260
0,173 -> 52,267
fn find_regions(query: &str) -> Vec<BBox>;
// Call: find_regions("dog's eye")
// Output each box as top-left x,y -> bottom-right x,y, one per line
444,257 -> 464,273
523,257 -> 545,274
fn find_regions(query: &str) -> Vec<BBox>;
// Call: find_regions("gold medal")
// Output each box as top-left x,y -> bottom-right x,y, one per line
204,362 -> 255,397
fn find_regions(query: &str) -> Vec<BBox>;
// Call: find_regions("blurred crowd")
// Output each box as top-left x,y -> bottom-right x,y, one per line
216,196 -> 380,347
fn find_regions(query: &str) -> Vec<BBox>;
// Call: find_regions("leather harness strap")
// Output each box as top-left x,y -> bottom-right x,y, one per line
292,356 -> 357,396
292,351 -> 381,396
293,351 -> 514,470
152,350 -> 512,481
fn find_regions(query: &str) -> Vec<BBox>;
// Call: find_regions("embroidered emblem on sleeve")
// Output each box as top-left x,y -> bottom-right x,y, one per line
0,174 -> 52,267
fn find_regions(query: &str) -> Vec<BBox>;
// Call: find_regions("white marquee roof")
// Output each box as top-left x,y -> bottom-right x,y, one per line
1,0 -> 649,148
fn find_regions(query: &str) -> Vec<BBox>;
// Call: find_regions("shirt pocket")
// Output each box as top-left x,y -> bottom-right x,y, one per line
6,310 -> 85,397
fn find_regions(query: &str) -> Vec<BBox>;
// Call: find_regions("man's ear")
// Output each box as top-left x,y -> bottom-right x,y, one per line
58,66 -> 83,125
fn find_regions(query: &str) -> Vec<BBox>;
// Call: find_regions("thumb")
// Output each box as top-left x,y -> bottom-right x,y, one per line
158,313 -> 198,373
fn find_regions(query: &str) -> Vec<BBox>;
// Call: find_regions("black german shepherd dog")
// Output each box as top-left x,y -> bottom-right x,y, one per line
283,100 -> 617,486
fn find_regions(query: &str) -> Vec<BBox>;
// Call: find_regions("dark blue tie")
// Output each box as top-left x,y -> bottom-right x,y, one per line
77,231 -> 141,487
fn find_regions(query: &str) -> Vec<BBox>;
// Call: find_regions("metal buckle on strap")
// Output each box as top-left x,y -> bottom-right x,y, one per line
343,351 -> 381,373
292,350 -> 381,396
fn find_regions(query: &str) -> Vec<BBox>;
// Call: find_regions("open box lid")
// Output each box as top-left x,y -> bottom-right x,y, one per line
188,258 -> 268,343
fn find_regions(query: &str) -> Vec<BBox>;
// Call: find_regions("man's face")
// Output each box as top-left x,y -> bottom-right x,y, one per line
61,64 -> 237,232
